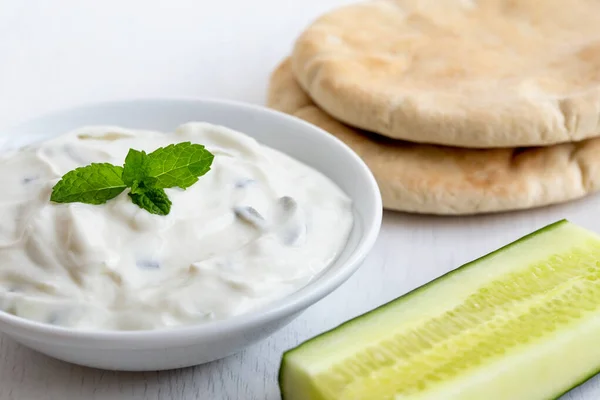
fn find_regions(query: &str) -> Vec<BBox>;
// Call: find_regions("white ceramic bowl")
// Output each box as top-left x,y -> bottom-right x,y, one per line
0,98 -> 382,371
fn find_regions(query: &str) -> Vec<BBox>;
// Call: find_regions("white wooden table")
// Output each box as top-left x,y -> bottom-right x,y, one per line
0,1 -> 598,398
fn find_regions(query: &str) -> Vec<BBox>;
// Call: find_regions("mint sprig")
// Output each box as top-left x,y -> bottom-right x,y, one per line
50,142 -> 214,215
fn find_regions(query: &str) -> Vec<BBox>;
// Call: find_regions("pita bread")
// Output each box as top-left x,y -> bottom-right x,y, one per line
268,58 -> 600,215
291,0 -> 600,148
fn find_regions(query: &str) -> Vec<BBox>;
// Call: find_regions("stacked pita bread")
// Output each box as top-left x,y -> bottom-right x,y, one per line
267,0 -> 600,215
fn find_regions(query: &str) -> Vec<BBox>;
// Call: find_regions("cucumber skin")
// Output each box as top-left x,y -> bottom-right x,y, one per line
551,373 -> 597,400
278,219 -> 572,400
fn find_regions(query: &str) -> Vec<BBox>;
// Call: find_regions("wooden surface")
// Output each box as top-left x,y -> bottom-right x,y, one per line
0,1 -> 599,398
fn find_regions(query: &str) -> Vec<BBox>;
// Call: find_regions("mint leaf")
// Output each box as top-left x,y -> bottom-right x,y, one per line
128,187 -> 172,216
50,163 -> 126,205
122,149 -> 151,187
129,180 -> 146,194
146,142 -> 214,189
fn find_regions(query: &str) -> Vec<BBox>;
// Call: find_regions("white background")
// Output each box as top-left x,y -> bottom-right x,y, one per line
1,1 -> 599,399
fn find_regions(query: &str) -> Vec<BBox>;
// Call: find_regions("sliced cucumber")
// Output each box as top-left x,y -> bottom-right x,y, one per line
279,220 -> 600,400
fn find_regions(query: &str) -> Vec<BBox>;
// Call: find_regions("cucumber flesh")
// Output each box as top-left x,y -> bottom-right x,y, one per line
279,220 -> 600,400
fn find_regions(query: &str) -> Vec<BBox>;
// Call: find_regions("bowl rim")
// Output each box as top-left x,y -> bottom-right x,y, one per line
0,97 -> 383,345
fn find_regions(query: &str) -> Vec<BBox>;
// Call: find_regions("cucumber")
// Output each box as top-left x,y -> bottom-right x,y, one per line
279,220 -> 600,400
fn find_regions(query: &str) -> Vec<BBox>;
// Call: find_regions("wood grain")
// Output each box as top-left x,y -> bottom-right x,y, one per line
1,0 -> 599,398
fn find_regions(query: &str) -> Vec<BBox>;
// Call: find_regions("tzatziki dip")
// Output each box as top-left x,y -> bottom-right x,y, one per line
0,122 -> 353,330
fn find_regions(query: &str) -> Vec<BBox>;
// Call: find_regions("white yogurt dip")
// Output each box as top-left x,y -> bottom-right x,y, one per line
0,122 -> 353,330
